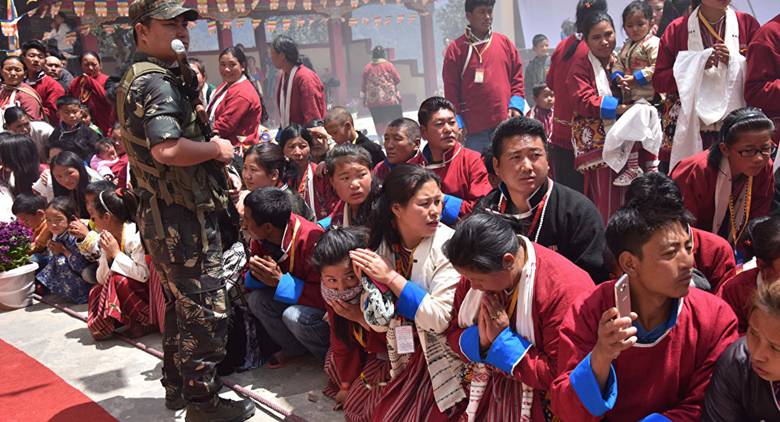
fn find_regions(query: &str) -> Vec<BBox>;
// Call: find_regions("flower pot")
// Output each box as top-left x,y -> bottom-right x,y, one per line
0,263 -> 39,309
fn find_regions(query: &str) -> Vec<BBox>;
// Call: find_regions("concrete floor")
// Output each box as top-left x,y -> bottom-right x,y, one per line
0,298 -> 343,422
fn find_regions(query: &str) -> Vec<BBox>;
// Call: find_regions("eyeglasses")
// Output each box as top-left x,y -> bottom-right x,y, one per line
735,143 -> 777,158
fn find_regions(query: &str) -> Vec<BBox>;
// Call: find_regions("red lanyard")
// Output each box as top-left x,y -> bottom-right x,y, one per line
498,188 -> 550,238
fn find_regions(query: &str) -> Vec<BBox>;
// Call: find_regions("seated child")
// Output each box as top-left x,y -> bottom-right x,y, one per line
527,83 -> 554,137
35,196 -> 93,303
80,104 -> 103,136
89,139 -> 120,181
11,194 -> 51,270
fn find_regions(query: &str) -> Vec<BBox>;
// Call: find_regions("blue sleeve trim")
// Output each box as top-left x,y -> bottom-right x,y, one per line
456,114 -> 465,130
245,271 -> 269,289
396,280 -> 428,320
317,216 -> 332,230
273,273 -> 304,304
610,71 -> 625,81
639,413 -> 672,422
508,95 -> 526,112
600,96 -> 619,120
441,194 -> 463,225
459,325 -> 483,363
484,327 -> 532,374
634,70 -> 648,86
570,352 -> 618,417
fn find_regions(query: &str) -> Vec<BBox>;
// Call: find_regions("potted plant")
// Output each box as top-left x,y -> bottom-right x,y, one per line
0,221 -> 38,309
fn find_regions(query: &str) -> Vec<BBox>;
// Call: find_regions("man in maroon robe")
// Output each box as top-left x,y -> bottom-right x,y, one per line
270,35 -> 326,129
22,40 -> 64,125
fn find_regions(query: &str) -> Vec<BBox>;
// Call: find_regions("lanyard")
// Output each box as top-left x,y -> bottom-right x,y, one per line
470,35 -> 493,65
498,180 -> 553,242
352,324 -> 366,348
728,176 -> 752,244
297,163 -> 316,213
280,218 -> 301,271
698,9 -> 725,44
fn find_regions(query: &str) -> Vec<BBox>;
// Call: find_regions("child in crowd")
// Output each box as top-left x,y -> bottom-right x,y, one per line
70,179 -> 117,263
36,196 -> 93,304
80,104 -> 103,135
524,34 -> 551,107
324,106 -> 386,168
611,1 -> 661,186
90,139 -> 120,181
47,95 -> 101,161
319,144 -> 379,229
527,83 -> 555,137
11,194 -> 51,270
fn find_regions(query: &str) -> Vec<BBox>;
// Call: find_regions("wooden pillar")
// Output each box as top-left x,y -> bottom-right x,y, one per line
419,11 -> 437,96
217,21 -> 233,51
327,17 -> 348,106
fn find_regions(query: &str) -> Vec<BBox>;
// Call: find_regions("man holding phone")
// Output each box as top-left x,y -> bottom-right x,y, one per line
551,200 -> 739,421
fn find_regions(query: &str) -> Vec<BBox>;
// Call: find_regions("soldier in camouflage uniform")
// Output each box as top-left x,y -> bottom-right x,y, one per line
119,1 -> 254,421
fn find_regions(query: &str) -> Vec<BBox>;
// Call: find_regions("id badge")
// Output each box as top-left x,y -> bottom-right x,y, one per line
394,325 -> 415,355
474,67 -> 485,84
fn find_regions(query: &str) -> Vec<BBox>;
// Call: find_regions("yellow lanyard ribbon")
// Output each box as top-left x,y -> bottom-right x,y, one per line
698,9 -> 725,44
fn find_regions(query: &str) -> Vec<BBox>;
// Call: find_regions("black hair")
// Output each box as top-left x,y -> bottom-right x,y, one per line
418,96 -> 456,128
1,55 -> 26,72
94,138 -> 114,154
743,216 -> 780,264
243,187 -> 292,230
0,133 -> 39,196
92,188 -> 138,223
324,106 -> 354,127
188,57 -> 207,78
47,196 -> 77,222
12,193 -> 47,216
311,226 -> 369,270
272,35 -> 301,66
482,149 -> 495,177
305,119 -> 325,129
532,83 -> 550,99
622,1 -> 653,26
50,150 -> 91,218
386,117 -> 422,144
491,116 -> 548,159
465,0 -> 495,13
564,0 -> 610,60
325,143 -> 372,177
21,40 -> 47,57
372,45 -> 386,60
244,142 -> 297,187
624,171 -> 685,211
3,106 -> 28,127
56,95 -> 81,109
606,204 -> 694,259
369,164 -> 441,249
79,50 -> 101,64
444,213 -> 520,273
532,34 -> 549,48
279,124 -> 313,149
707,107 -> 775,169
658,0 -> 691,37
219,46 -> 268,123
85,179 -> 116,197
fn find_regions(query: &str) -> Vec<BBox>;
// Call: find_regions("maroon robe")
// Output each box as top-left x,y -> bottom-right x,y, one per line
547,35 -> 589,150
248,213 -> 325,309
745,13 -> 780,142
692,227 -> 736,292
207,78 -> 262,147
715,267 -> 759,334
446,243 -> 594,421
551,281 -> 739,421
443,32 -> 525,134
670,150 -> 773,237
68,73 -> 113,135
275,64 -> 326,127
0,83 -> 44,121
28,72 -> 64,124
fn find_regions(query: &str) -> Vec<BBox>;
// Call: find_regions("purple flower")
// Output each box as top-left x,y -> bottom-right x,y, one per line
0,221 -> 33,272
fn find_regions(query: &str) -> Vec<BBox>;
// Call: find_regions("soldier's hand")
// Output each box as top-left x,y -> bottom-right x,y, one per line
211,136 -> 234,164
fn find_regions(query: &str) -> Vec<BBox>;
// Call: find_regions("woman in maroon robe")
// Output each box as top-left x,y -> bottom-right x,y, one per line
68,51 -> 113,135
0,56 -> 44,122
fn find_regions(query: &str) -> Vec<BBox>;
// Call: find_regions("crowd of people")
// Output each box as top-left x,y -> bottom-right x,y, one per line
1,0 -> 780,420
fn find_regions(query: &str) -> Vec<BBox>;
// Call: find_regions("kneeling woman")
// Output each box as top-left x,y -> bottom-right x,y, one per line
86,189 -> 152,340
671,107 -> 775,249
444,213 -> 594,421
349,165 -> 466,421
704,279 -> 780,421
319,144 -> 380,229
314,227 -> 390,421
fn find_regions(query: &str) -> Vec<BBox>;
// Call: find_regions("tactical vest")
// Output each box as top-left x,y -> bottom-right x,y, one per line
116,61 -> 230,251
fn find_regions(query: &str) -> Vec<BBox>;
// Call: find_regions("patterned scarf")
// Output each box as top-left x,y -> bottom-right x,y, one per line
321,283 -> 363,305
360,277 -> 395,327
465,24 -> 492,44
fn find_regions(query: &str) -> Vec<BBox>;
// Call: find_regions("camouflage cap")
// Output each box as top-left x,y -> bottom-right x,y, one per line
129,0 -> 199,24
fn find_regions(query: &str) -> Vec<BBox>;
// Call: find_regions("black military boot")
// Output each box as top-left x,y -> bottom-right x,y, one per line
184,396 -> 255,422
165,388 -> 187,411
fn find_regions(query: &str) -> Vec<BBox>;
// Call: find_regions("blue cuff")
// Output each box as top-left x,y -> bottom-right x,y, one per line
441,194 -> 463,225
273,273 -> 304,304
245,271 -> 269,289
317,216 -> 332,230
640,413 -> 671,422
396,280 -> 428,320
456,114 -> 465,130
634,69 -> 649,86
508,95 -> 526,113
459,325 -> 482,363
484,326 -> 532,374
570,352 -> 618,417
600,96 -> 619,120
610,71 -> 625,81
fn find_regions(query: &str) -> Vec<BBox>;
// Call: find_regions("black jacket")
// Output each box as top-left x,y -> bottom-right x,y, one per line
47,123 -> 101,161
354,131 -> 386,168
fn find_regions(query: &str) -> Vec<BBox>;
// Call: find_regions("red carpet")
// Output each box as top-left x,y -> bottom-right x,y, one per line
0,339 -> 116,422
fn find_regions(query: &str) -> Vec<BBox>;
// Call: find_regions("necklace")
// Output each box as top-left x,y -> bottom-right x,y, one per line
727,176 -> 752,244
698,9 -> 726,44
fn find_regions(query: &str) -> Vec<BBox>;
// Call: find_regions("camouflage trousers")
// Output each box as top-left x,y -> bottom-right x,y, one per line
138,200 -> 228,403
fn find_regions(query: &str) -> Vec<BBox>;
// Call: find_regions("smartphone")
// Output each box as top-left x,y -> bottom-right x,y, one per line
614,274 -> 631,318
